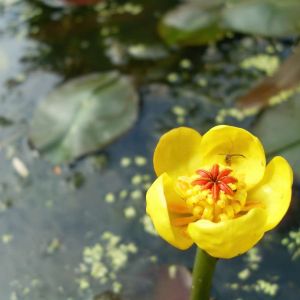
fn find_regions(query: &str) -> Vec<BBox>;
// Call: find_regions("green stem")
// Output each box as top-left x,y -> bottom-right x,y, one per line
190,248 -> 218,300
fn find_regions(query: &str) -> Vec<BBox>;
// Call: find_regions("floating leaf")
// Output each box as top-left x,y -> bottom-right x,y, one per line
252,95 -> 300,178
222,0 -> 300,37
159,0 -> 300,46
30,72 -> 138,164
158,1 -> 225,46
238,45 -> 300,109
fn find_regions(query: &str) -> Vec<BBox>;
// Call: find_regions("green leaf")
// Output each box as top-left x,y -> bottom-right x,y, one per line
0,116 -> 13,126
222,0 -> 300,37
158,1 -> 226,46
30,72 -> 139,164
252,95 -> 300,177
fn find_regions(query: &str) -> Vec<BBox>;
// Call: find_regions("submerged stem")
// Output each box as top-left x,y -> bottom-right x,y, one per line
190,248 -> 217,300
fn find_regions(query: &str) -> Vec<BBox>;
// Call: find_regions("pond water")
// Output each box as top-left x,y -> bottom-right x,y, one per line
0,1 -> 300,300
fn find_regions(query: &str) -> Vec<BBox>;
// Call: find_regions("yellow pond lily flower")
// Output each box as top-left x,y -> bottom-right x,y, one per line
146,125 -> 293,258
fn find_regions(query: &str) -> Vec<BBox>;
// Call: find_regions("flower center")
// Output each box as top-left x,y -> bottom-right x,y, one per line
174,164 -> 249,223
192,164 -> 237,201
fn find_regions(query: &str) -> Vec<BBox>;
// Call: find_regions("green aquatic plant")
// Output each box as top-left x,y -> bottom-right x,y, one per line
282,229 -> 300,260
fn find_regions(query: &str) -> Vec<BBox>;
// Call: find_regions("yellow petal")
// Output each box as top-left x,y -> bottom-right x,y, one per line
187,208 -> 267,258
146,173 -> 193,250
248,156 -> 293,231
153,127 -> 202,179
199,125 -> 266,189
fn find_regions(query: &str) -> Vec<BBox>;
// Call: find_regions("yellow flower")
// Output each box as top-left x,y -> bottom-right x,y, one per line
146,125 -> 293,259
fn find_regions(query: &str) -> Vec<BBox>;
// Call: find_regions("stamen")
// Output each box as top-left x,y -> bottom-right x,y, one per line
172,216 -> 198,227
175,164 -> 250,224
219,213 -> 229,221
202,207 -> 214,220
192,206 -> 204,217
216,199 -> 226,208
232,202 -> 241,214
192,164 -> 236,201
241,202 -> 264,211
225,206 -> 234,219
168,203 -> 191,214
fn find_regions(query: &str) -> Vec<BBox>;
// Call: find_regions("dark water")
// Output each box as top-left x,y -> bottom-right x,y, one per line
0,1 -> 300,299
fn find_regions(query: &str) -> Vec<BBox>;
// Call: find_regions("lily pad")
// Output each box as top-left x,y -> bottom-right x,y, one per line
222,0 -> 300,37
159,0 -> 300,46
30,72 -> 139,164
158,1 -> 225,46
252,95 -> 300,178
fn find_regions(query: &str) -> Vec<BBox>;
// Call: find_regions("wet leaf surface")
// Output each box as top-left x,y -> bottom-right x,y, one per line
158,1 -> 225,46
30,72 -> 139,164
252,95 -> 300,178
159,0 -> 300,47
238,44 -> 300,109
223,0 -> 300,37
